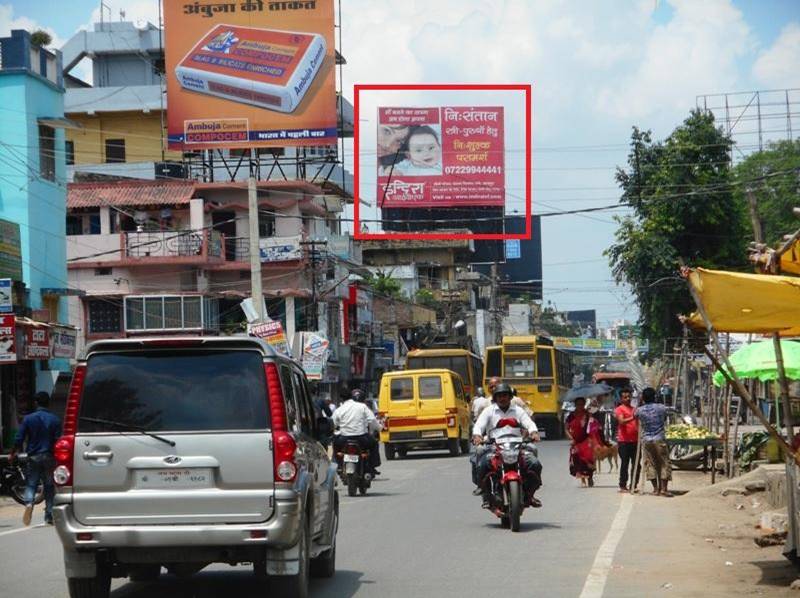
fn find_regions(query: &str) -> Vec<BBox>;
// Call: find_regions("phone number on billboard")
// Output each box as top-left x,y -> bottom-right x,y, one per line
443,166 -> 503,175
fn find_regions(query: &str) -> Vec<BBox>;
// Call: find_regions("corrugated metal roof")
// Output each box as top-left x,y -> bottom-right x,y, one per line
68,180 -> 195,208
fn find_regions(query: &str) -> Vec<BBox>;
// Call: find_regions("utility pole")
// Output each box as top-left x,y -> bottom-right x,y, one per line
248,176 -> 265,322
300,239 -> 327,332
489,262 -> 501,344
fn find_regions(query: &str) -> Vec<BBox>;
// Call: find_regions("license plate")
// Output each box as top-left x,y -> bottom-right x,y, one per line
135,468 -> 212,489
421,430 -> 444,439
343,455 -> 359,463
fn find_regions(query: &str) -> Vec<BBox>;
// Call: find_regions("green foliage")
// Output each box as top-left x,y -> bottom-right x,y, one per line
414,288 -> 438,308
536,307 -> 582,337
733,139 -> 800,244
606,110 -> 749,348
364,270 -> 403,299
30,30 -> 52,48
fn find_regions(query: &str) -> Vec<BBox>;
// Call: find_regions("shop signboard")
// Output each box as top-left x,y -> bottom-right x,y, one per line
0,279 -> 11,313
301,331 -> 329,380
377,106 -> 505,208
0,220 -> 22,281
51,326 -> 77,359
505,239 -> 521,259
0,315 -> 15,363
259,235 -> 303,262
250,320 -> 291,356
164,0 -> 337,150
24,326 -> 50,360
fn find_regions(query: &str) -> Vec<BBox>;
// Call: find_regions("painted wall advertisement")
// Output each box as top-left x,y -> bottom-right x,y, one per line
377,106 -> 505,208
0,315 -> 15,363
250,320 -> 291,356
164,0 -> 336,150
301,331 -> 329,380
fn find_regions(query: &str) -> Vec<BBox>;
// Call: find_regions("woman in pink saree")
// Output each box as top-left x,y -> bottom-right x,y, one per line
565,397 -> 604,487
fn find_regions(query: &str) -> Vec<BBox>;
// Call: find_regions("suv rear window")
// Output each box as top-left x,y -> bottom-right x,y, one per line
390,378 -> 413,401
77,350 -> 269,432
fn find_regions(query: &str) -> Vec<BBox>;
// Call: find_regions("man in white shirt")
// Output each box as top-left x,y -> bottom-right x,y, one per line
470,387 -> 490,423
473,383 -> 543,508
332,389 -> 382,475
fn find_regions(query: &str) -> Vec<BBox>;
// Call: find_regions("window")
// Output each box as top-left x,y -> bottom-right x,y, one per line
258,212 -> 275,237
66,215 -> 82,236
65,140 -> 75,165
453,376 -> 465,402
88,212 -> 101,234
229,148 -> 249,158
485,347 -> 502,380
94,267 -> 112,276
504,357 -> 535,378
419,376 -> 442,399
39,125 -> 55,181
293,370 -> 314,435
105,138 -> 126,163
86,299 -> 122,334
280,365 -> 299,431
406,355 -> 469,385
123,295 -> 218,331
390,378 -> 413,401
77,350 -> 268,432
536,348 -> 554,379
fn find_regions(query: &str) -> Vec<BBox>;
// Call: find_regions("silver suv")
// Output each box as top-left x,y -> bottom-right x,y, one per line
52,337 -> 338,598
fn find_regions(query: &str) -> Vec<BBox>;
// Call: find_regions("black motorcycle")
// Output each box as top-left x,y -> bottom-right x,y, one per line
1,454 -> 44,505
335,439 -> 373,497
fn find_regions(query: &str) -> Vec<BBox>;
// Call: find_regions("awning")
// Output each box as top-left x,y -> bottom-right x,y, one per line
685,268 -> 800,334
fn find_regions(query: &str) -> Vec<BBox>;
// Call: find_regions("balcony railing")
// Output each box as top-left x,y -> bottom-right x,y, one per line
123,230 -> 223,260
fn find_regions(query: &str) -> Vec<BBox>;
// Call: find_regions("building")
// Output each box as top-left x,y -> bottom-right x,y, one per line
60,21 -> 354,192
0,30 -> 77,449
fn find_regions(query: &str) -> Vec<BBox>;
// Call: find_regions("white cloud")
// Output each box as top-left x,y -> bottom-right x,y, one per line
753,22 -> 800,88
0,4 -> 65,49
595,0 -> 755,121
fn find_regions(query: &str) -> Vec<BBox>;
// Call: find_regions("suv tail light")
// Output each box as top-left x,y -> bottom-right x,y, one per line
264,362 -> 297,482
54,364 -> 86,487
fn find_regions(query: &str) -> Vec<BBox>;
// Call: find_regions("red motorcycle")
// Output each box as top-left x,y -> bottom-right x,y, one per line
481,418 -> 537,532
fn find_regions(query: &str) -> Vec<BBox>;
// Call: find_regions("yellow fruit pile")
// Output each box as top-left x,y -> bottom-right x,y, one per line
666,424 -> 720,440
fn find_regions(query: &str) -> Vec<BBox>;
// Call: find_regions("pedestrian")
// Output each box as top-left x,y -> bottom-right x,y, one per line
470,387 -> 490,423
614,386 -> 640,493
636,387 -> 673,497
565,397 -> 605,487
10,391 -> 61,526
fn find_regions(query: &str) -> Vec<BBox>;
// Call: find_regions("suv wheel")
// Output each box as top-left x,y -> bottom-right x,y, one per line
384,443 -> 396,461
271,520 -> 310,598
311,496 -> 337,578
67,567 -> 111,598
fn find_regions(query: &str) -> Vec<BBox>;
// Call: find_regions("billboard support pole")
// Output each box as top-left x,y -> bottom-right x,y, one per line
248,177 -> 265,323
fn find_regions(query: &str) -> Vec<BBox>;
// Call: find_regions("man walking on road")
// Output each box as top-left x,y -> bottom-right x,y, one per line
11,392 -> 61,525
614,387 -> 639,492
636,387 -> 672,497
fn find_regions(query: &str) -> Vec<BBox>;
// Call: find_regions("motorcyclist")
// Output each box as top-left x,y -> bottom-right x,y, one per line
332,388 -> 382,476
473,383 -> 543,509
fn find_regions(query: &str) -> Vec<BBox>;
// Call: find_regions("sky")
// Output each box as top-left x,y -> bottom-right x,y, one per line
2,0 -> 799,330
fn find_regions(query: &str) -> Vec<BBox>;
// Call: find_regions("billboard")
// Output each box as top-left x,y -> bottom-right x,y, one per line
0,315 -> 15,363
377,106 -> 504,208
164,0 -> 337,150
0,220 -> 22,281
249,320 -> 291,356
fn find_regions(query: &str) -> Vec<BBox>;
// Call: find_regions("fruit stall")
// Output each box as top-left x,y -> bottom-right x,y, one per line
666,424 -> 723,484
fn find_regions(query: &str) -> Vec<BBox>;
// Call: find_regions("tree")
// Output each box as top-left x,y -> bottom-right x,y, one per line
606,110 -> 749,348
733,139 -> 800,244
364,269 -> 403,299
30,30 -> 52,48
414,288 -> 439,308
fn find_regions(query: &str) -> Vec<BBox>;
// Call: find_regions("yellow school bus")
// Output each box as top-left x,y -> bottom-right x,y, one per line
483,336 -> 573,439
405,348 -> 484,399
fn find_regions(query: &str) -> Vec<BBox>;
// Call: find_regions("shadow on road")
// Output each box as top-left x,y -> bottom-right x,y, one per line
395,453 -> 468,461
109,568 -> 367,597
481,520 -> 562,533
751,559 -> 798,588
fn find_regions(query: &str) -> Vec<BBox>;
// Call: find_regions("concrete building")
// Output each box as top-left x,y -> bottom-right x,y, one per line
0,30 -> 77,448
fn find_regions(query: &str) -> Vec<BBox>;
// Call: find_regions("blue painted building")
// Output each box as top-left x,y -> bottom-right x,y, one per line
0,30 -> 72,449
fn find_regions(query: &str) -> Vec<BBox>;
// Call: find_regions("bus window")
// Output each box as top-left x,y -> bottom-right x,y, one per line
407,355 -> 470,388
504,357 -> 535,378
537,348 -> 554,378
470,356 -> 482,390
485,347 -> 502,380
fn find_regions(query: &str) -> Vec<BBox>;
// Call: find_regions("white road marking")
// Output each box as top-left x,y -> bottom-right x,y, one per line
579,494 -> 634,598
0,523 -> 46,537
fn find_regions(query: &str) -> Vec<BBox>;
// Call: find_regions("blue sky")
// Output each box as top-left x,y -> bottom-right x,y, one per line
2,0 -> 799,330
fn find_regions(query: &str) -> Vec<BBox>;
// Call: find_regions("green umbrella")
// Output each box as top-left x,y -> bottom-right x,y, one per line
713,339 -> 800,386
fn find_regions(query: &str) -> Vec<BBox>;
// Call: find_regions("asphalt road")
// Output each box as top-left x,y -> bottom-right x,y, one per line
0,440 -> 627,597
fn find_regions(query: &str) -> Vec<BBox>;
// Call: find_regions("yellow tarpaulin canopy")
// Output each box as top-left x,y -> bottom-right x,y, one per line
779,239 -> 800,276
685,268 -> 800,334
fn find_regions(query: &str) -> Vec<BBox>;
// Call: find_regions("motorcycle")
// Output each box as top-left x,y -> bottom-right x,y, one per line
335,439 -> 373,497
479,419 -> 537,532
1,454 -> 44,505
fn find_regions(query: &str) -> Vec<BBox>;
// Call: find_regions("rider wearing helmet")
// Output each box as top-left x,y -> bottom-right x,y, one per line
472,383 -> 543,508
332,388 -> 382,475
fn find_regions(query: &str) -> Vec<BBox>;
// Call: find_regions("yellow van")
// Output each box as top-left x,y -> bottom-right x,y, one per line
378,369 -> 471,460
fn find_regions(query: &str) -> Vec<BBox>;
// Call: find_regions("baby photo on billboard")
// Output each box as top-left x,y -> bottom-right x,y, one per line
379,123 -> 443,176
